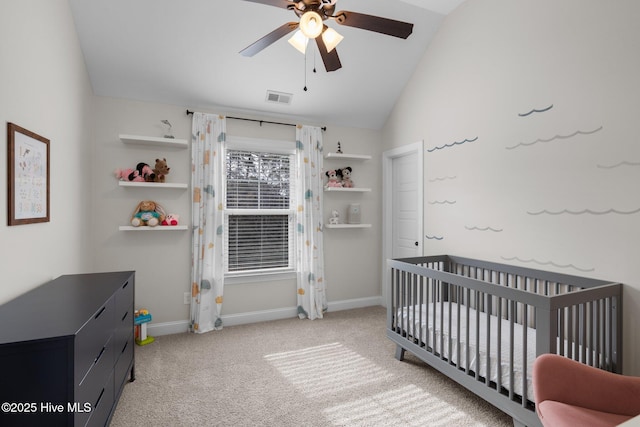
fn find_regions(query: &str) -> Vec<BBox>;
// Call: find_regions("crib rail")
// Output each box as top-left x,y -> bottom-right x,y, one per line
387,255 -> 622,425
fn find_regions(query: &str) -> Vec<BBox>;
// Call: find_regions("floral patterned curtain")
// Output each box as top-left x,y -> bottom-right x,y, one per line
295,125 -> 327,319
190,112 -> 226,333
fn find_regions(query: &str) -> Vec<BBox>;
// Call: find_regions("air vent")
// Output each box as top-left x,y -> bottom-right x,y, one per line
266,90 -> 293,105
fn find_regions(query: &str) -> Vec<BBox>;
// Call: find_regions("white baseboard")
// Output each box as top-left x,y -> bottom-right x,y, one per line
327,296 -> 383,312
147,320 -> 190,336
147,295 -> 383,336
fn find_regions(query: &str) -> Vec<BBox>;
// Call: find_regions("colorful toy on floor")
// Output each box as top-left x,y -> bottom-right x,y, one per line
134,309 -> 154,345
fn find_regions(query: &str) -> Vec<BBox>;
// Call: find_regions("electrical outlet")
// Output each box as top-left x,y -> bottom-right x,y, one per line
183,292 -> 190,305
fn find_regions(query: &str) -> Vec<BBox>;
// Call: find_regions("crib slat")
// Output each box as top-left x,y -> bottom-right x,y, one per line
496,296 -> 503,393
595,300 -> 602,367
456,285 -> 462,374
465,287 -> 471,375
521,303 -> 528,406
447,285 -> 453,364
485,292 -> 491,388
558,307 -> 565,357
509,299 -> 515,401
475,290 -> 480,381
418,274 -> 424,349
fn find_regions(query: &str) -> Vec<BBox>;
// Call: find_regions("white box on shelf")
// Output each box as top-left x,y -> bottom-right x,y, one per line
347,204 -> 361,224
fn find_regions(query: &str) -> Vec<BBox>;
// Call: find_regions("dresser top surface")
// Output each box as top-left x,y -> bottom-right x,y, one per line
0,271 -> 134,345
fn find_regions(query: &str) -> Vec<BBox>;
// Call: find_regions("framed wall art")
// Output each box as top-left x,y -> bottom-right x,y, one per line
7,123 -> 50,225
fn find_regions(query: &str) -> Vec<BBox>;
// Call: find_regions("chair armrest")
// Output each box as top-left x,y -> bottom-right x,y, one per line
533,354 -> 640,416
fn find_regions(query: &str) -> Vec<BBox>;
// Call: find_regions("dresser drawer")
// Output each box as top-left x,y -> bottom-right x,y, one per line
84,371 -> 115,427
115,277 -> 133,321
75,297 -> 115,382
114,336 -> 134,393
75,334 -> 114,427
114,303 -> 133,357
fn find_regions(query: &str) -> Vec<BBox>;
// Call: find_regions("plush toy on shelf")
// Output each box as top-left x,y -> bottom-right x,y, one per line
131,200 -> 166,227
152,157 -> 170,183
325,170 -> 343,188
114,167 -> 144,182
161,214 -> 179,226
114,162 -> 155,182
339,166 -> 354,188
329,209 -> 340,225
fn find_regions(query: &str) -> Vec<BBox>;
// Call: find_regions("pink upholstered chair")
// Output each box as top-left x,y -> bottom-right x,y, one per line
533,353 -> 640,427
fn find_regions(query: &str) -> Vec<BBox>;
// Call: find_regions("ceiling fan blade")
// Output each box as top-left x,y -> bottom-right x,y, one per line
241,0 -> 296,10
334,11 -> 413,39
315,31 -> 342,72
240,22 -> 299,57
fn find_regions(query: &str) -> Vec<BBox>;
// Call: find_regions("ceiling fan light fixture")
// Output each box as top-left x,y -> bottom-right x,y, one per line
288,30 -> 308,54
299,11 -> 323,39
321,27 -> 343,53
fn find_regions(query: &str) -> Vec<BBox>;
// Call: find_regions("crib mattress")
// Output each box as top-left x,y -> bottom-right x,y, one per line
399,303 -> 536,400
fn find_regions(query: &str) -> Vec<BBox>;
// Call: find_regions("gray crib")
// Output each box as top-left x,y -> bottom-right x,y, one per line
387,255 -> 622,427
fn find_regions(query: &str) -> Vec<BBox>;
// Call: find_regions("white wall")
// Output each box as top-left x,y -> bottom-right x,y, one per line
91,98 -> 383,327
382,0 -> 640,374
0,0 -> 94,304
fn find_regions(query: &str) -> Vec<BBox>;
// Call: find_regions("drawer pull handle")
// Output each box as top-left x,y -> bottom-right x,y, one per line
95,346 -> 106,363
121,311 -> 129,321
121,340 -> 128,354
94,388 -> 105,409
95,306 -> 106,319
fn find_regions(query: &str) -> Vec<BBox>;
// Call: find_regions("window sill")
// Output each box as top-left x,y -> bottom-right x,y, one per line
225,270 -> 297,285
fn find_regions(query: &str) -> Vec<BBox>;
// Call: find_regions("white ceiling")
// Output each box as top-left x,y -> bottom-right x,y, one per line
69,0 -> 465,130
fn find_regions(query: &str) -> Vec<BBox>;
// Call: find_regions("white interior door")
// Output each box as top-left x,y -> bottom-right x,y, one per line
392,153 -> 421,258
382,142 -> 423,307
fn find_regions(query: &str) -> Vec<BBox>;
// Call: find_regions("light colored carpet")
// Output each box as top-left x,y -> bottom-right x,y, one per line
110,306 -> 512,427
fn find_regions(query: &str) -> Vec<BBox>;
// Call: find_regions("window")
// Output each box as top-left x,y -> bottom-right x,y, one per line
224,137 -> 296,276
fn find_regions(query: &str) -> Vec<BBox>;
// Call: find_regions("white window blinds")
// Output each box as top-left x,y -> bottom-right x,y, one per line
225,149 -> 293,273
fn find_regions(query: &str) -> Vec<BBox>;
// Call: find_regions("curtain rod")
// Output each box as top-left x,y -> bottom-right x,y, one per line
185,110 -> 326,131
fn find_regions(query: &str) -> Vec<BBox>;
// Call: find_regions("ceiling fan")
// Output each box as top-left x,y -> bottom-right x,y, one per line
239,0 -> 414,72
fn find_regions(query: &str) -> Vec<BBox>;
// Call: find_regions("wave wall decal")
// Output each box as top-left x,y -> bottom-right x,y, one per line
465,225 -> 503,232
527,207 -> 640,216
429,176 -> 457,182
597,161 -> 640,169
427,137 -> 478,153
428,200 -> 456,205
506,126 -> 603,150
425,235 -> 444,240
501,256 -> 594,272
518,104 -> 554,117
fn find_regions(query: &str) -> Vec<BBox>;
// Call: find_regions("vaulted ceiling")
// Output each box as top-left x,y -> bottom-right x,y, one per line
69,0 -> 465,129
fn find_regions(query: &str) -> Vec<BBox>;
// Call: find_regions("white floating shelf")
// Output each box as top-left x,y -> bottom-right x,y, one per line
118,181 -> 188,189
119,225 -> 188,231
325,224 -> 372,229
324,152 -> 372,160
324,187 -> 371,192
119,134 -> 188,148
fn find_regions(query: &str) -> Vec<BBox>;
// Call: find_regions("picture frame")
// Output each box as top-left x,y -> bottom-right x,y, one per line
7,123 -> 50,225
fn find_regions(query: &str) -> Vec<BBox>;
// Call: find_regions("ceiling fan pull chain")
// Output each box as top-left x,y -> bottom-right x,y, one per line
303,47 -> 308,91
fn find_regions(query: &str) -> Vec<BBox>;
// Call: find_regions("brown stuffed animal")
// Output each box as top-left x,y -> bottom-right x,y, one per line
153,158 -> 170,183
131,200 -> 166,227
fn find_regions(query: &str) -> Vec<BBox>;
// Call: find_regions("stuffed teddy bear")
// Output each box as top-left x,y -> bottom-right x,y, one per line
131,200 -> 166,227
161,214 -> 179,226
339,166 -> 354,188
152,158 -> 170,183
325,170 -> 343,188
